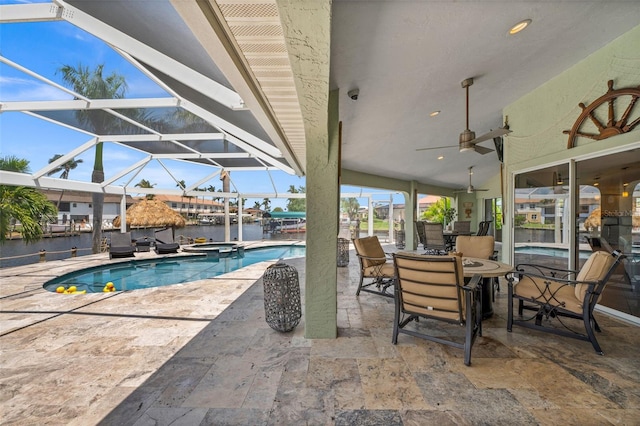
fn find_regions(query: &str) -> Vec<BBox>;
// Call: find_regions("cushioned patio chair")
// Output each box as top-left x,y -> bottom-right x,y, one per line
109,232 -> 136,259
455,235 -> 500,300
507,250 -> 625,355
154,228 -> 180,254
353,236 -> 395,297
392,253 -> 482,366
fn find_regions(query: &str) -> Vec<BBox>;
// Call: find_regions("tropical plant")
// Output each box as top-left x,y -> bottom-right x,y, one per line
46,154 -> 84,208
286,185 -> 306,212
341,197 -> 360,220
58,63 -> 128,253
0,156 -> 57,244
135,179 -> 156,200
262,198 -> 271,211
422,197 -> 455,225
253,201 -> 262,210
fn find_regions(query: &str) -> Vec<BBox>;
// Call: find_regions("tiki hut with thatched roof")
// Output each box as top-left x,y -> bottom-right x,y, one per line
112,199 -> 186,229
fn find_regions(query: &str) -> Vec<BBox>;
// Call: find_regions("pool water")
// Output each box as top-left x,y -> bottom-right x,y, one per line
44,245 -> 305,293
514,246 -> 592,260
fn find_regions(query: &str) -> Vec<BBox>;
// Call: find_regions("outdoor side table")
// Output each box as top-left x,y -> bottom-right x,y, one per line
262,261 -> 302,332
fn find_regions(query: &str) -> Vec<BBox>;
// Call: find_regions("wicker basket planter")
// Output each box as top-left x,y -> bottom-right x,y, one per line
262,261 -> 301,332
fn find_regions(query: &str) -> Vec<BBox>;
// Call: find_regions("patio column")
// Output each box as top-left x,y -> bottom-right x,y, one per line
389,195 -> 394,243
304,89 -> 339,339
238,196 -> 243,242
120,194 -> 127,233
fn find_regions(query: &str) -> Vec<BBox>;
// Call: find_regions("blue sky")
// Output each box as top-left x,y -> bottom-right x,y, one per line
0,1 -> 405,210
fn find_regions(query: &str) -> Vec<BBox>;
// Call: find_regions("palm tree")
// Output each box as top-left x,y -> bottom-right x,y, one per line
220,170 -> 231,241
262,198 -> 271,211
253,201 -> 262,210
135,179 -> 156,200
46,154 -> 84,208
176,180 -> 186,217
0,156 -> 57,244
58,63 -> 128,253
286,185 -> 306,212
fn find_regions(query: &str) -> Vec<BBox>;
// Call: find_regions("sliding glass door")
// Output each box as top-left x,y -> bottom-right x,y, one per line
513,148 -> 640,319
575,150 -> 640,318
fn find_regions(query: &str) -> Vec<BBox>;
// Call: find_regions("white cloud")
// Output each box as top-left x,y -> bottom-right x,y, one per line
1,77 -> 73,102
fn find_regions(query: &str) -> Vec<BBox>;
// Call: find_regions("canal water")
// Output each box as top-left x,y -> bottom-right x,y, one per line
0,224 -> 305,268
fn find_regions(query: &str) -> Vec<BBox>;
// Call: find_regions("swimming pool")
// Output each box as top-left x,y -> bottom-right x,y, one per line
44,245 -> 305,293
514,246 -> 592,260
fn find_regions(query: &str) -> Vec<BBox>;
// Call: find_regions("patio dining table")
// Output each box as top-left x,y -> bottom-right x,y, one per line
442,230 -> 473,250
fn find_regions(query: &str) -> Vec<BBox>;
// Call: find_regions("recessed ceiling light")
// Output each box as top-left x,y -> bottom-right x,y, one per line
437,155 -> 444,160
509,19 -> 531,35
430,110 -> 440,117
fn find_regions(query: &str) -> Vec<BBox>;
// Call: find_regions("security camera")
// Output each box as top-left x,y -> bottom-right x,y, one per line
348,89 -> 359,100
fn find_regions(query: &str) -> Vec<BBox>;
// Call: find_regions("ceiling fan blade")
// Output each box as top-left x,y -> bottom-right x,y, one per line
416,145 -> 458,152
471,127 -> 512,145
473,145 -> 494,155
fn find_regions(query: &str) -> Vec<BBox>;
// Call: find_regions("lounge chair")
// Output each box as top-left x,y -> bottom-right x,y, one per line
154,228 -> 180,254
353,236 -> 395,297
392,253 -> 482,366
507,250 -> 625,355
109,232 -> 136,259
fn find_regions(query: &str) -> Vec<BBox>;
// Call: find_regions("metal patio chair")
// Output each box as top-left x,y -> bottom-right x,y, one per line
392,253 -> 482,366
507,250 -> 625,355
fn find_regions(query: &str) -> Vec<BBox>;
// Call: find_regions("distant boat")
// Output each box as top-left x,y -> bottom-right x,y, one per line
197,213 -> 238,225
264,211 -> 306,233
45,223 -> 70,233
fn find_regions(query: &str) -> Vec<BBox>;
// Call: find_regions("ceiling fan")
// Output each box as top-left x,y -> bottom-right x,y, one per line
416,77 -> 511,155
455,166 -> 489,194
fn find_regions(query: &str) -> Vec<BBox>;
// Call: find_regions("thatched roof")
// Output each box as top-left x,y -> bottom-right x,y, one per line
112,199 -> 186,228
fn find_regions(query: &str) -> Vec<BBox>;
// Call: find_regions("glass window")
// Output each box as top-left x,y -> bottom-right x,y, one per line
514,164 -> 570,270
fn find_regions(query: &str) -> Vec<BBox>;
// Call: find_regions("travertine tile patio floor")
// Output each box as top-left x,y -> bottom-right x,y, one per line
1,243 -> 639,425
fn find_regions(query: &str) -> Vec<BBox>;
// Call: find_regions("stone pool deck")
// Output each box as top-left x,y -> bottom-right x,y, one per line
1,242 -> 639,425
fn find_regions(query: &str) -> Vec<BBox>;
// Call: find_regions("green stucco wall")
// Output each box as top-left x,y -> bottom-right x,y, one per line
502,24 -> 640,260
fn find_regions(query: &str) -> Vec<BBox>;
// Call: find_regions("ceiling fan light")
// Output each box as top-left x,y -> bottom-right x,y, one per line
467,186 -> 474,194
459,140 -> 475,152
509,19 -> 531,35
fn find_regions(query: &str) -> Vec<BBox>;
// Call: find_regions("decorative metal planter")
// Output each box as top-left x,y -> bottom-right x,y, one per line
262,261 -> 301,332
395,230 -> 406,249
337,238 -> 350,267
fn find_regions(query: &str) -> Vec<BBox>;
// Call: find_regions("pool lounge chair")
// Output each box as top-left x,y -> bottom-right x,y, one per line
154,228 -> 180,254
109,232 -> 136,259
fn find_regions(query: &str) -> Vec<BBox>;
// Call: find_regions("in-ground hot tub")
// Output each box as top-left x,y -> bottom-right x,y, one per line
181,242 -> 245,258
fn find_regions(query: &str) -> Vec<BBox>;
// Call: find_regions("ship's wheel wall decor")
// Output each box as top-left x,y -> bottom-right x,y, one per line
564,80 -> 640,149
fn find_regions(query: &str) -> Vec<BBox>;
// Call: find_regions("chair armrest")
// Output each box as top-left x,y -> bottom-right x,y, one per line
515,270 -> 600,288
356,254 -> 388,263
515,263 -> 579,279
462,273 -> 482,292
